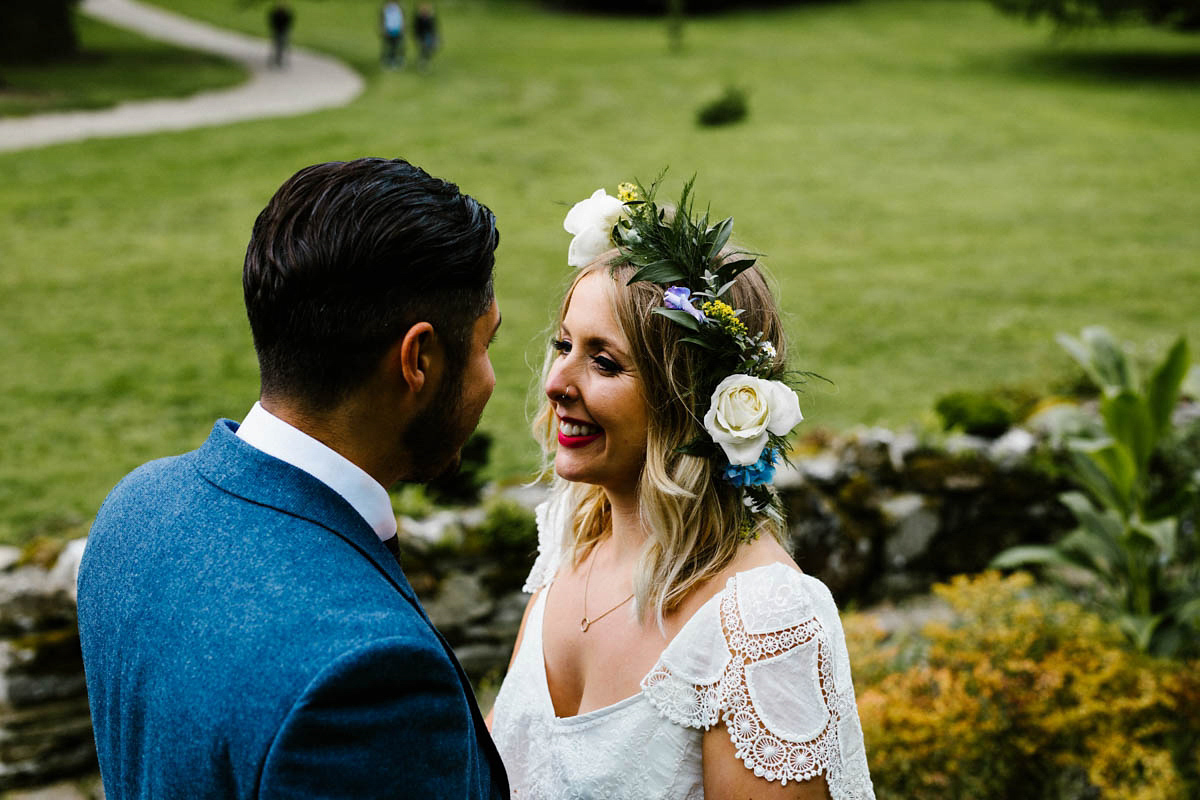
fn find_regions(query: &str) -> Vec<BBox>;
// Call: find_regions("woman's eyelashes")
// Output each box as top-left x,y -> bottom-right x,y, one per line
551,337 -> 623,375
591,355 -> 622,374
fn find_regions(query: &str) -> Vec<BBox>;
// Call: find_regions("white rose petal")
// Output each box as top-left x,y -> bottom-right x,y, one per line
703,375 -> 803,465
567,225 -> 616,268
764,380 -> 803,435
564,189 -> 623,234
563,189 -> 627,268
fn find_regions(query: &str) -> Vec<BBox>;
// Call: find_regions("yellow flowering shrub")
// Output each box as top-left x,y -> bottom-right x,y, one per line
845,572 -> 1200,800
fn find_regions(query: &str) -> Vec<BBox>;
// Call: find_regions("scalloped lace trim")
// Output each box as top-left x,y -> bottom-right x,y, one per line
522,497 -> 564,593
642,577 -> 874,799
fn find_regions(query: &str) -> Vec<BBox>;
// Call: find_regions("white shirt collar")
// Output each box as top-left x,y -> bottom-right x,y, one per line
236,402 -> 397,542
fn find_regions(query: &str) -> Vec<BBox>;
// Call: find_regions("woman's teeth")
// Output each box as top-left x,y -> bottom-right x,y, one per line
560,421 -> 600,437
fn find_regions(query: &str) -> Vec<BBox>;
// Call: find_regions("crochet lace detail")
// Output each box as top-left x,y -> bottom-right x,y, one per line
523,491 -> 568,594
642,568 -> 874,800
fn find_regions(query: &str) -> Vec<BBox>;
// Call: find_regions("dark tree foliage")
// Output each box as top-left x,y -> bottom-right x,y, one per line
542,0 -> 811,14
990,0 -> 1200,32
0,0 -> 80,64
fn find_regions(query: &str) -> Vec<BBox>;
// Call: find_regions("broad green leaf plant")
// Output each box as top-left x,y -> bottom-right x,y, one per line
992,327 -> 1200,657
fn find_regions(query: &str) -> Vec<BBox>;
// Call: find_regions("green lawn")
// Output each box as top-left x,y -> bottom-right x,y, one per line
1,0 -> 1197,544
0,11 -> 246,117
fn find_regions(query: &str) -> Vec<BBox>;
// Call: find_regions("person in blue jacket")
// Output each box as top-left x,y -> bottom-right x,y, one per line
77,157 -> 509,799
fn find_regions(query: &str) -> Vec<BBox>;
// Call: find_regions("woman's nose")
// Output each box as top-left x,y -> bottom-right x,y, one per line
545,358 -> 576,404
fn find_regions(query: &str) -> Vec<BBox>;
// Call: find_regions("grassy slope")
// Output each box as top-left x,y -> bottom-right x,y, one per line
0,11 -> 247,117
1,0 -> 1197,543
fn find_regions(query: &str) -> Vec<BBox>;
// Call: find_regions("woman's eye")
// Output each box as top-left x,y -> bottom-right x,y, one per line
552,338 -> 571,354
592,355 -> 622,374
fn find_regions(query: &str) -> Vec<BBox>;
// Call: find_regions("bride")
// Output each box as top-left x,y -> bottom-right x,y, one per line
488,179 -> 874,800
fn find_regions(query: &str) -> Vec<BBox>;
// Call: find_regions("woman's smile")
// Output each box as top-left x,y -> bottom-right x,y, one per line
558,416 -> 602,446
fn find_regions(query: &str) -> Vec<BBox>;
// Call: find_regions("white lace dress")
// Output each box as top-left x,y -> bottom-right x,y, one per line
490,494 -> 875,800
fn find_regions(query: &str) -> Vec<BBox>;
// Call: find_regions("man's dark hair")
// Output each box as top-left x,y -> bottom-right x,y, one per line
244,158 -> 499,409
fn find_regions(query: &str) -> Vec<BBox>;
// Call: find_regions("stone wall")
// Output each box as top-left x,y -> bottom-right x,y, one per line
0,425 -> 1075,791
0,541 -> 95,793
779,427 -> 1072,606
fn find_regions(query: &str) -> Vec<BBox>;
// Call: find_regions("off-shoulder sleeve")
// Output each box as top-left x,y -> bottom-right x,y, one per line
642,564 -> 875,800
521,487 -> 571,593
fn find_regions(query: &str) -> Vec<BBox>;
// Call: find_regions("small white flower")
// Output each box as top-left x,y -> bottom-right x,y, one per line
703,375 -> 802,465
760,341 -> 777,358
563,188 -> 627,268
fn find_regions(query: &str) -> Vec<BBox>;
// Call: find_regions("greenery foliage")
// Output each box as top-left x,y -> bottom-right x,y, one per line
0,0 -> 79,64
696,85 -> 748,127
992,327 -> 1199,657
426,432 -> 494,506
933,388 -> 1035,437
989,0 -> 1200,32
462,499 -> 538,557
847,571 -> 1200,799
541,0 -> 805,14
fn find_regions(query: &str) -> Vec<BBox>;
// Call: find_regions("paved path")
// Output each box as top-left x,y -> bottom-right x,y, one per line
0,0 -> 364,153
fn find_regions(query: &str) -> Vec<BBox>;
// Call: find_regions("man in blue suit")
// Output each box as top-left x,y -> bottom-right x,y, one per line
78,158 -> 509,798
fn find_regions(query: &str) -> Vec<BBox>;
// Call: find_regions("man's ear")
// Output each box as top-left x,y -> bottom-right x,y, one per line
389,322 -> 442,395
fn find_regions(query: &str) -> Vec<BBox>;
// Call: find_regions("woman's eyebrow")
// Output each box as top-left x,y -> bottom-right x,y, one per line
559,324 -> 630,360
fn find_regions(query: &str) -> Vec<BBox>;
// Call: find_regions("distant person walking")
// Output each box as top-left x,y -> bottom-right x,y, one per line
414,3 -> 438,71
268,3 -> 294,68
380,2 -> 405,69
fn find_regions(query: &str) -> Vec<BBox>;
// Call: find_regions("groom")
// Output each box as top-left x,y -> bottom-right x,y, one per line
77,158 -> 508,798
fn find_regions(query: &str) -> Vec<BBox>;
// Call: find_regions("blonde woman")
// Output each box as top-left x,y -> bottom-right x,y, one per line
488,181 -> 874,800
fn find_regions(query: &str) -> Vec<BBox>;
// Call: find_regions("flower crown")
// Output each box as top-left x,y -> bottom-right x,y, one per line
563,176 -> 807,534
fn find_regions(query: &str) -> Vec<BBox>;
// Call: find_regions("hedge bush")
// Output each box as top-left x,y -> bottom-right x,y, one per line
845,572 -> 1200,799
0,0 -> 78,64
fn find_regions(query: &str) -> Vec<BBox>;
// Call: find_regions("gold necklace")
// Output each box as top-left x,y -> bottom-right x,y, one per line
580,542 -> 635,633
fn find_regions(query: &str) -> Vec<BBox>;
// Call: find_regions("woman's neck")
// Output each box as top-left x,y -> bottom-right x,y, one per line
604,490 -> 645,562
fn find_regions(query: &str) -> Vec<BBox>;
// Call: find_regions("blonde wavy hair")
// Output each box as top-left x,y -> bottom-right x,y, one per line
532,250 -> 790,625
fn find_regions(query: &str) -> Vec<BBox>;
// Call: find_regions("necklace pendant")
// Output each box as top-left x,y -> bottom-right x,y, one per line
580,617 -> 590,633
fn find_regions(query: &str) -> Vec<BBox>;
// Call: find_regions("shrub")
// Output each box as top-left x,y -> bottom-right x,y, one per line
989,0 -> 1200,33
934,390 -> 1015,437
846,572 -> 1200,800
992,327 -> 1199,657
696,86 -> 748,127
0,0 -> 79,64
426,431 -> 494,506
933,386 -> 1039,437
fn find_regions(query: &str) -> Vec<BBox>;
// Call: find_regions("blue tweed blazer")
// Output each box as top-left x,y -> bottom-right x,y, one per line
78,420 -> 509,799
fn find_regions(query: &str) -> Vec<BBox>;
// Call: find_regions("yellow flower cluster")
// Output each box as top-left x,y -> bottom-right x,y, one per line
701,300 -> 747,337
843,572 -> 1200,800
617,182 -> 641,203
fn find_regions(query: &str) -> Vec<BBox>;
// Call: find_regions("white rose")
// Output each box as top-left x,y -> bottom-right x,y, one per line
703,375 -> 803,465
563,188 -> 626,268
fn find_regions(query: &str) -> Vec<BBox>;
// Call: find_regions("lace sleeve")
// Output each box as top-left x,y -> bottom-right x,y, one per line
521,487 -> 570,593
643,564 -> 875,800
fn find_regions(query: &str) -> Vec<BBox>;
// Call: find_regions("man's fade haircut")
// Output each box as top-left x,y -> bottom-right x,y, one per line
244,158 -> 499,410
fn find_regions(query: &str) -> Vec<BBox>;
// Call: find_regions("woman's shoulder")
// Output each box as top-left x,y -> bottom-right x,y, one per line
522,487 -> 572,593
643,548 -> 873,795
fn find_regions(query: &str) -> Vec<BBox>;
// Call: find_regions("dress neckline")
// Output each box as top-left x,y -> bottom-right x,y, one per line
535,561 -> 796,723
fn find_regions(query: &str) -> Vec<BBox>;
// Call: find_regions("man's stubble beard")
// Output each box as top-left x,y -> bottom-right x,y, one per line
401,360 -> 475,483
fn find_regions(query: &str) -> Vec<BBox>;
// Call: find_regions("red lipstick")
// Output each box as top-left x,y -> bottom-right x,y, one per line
557,417 -> 602,448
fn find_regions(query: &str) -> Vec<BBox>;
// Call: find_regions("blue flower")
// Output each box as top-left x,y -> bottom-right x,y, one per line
723,451 -> 777,487
663,286 -> 707,323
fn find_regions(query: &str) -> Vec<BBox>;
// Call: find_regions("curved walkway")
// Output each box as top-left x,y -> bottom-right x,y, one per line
0,0 -> 364,153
